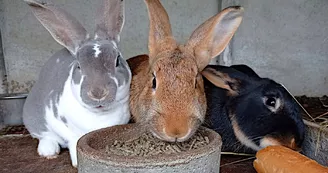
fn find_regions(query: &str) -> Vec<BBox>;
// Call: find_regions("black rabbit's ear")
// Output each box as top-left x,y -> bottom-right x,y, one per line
230,64 -> 260,79
202,67 -> 239,96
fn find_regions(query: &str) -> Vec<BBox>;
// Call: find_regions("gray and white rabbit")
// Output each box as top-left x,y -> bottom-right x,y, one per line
22,0 -> 131,167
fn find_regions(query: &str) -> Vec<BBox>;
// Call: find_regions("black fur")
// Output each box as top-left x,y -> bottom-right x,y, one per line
203,65 -> 305,153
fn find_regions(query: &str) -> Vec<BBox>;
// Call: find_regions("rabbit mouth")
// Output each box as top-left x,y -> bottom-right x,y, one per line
96,105 -> 104,108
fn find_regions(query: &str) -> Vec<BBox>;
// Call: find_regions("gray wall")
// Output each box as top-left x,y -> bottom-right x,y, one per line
1,0 -> 327,96
0,0 -> 219,94
0,0 -> 7,94
221,0 -> 328,96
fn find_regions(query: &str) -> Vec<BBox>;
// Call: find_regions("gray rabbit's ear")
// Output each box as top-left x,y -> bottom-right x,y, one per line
25,0 -> 88,55
94,0 -> 125,43
202,67 -> 239,96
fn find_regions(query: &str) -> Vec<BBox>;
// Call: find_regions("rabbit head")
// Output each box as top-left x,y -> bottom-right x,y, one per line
202,65 -> 305,152
25,0 -> 131,110
128,0 -> 244,142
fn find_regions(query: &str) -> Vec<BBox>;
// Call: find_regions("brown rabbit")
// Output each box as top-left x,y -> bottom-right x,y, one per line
127,0 -> 244,142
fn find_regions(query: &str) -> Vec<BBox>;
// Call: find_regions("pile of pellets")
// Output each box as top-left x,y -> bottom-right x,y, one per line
106,130 -> 210,157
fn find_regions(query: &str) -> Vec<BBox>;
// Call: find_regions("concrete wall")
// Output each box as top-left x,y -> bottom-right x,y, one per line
0,0 -> 7,94
1,0 -> 327,96
221,0 -> 328,96
0,0 -> 220,94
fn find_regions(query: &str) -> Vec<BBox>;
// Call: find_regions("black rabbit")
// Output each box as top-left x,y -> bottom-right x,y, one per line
202,64 -> 305,153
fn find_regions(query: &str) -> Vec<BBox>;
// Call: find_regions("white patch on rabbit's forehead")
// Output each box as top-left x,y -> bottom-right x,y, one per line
111,41 -> 117,49
93,44 -> 101,58
110,75 -> 118,86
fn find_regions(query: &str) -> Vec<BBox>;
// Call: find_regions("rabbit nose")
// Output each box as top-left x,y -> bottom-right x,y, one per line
88,88 -> 108,101
164,127 -> 191,142
288,138 -> 301,151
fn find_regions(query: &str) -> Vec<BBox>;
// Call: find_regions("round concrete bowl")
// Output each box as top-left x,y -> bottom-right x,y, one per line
77,124 -> 222,173
302,120 -> 328,166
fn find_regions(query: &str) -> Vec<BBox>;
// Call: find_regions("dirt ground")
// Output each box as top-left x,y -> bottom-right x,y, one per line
0,135 -> 75,173
0,96 -> 326,173
296,95 -> 328,122
0,133 -> 256,173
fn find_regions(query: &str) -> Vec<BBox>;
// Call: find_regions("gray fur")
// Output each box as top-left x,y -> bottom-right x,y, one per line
23,49 -> 72,136
23,0 -> 130,139
60,116 -> 67,124
95,0 -> 125,42
24,0 -> 87,55
76,40 -> 130,107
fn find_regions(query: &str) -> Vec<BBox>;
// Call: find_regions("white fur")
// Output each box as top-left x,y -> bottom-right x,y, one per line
263,97 -> 281,113
38,65 -> 130,167
111,40 -> 118,49
37,136 -> 60,159
231,117 -> 261,151
259,137 -> 281,148
111,75 -> 119,86
93,44 -> 101,58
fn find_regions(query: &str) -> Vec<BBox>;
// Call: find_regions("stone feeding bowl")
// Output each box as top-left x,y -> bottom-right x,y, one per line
77,123 -> 222,173
302,120 -> 328,166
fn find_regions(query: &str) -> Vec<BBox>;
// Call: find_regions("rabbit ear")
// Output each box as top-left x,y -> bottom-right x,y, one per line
186,6 -> 244,71
144,0 -> 177,60
25,0 -> 87,55
202,67 -> 239,96
95,0 -> 124,42
231,65 -> 261,79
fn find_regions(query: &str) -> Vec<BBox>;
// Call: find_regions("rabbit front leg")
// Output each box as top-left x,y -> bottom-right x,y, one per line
37,135 -> 60,159
44,112 -> 80,167
68,137 -> 79,167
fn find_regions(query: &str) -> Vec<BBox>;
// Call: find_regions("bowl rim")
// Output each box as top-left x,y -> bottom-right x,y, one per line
77,123 -> 222,167
303,119 -> 328,133
0,93 -> 28,100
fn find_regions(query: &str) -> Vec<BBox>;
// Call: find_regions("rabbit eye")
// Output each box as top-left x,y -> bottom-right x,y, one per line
265,97 -> 276,107
152,73 -> 156,90
77,64 -> 81,69
116,54 -> 120,67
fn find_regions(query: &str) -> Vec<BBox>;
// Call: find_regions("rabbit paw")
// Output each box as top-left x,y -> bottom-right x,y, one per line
68,139 -> 78,167
37,138 -> 60,159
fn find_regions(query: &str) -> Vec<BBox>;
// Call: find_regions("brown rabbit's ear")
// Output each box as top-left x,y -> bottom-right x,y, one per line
186,6 -> 244,71
24,0 -> 87,55
144,0 -> 177,60
202,67 -> 239,96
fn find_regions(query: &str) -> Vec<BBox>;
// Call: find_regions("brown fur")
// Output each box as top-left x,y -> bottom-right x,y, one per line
128,0 -> 244,142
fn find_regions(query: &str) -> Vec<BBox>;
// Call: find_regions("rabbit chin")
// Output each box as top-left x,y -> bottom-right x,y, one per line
82,102 -> 117,112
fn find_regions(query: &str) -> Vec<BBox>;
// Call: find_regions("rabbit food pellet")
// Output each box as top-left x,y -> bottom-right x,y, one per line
106,130 -> 210,157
